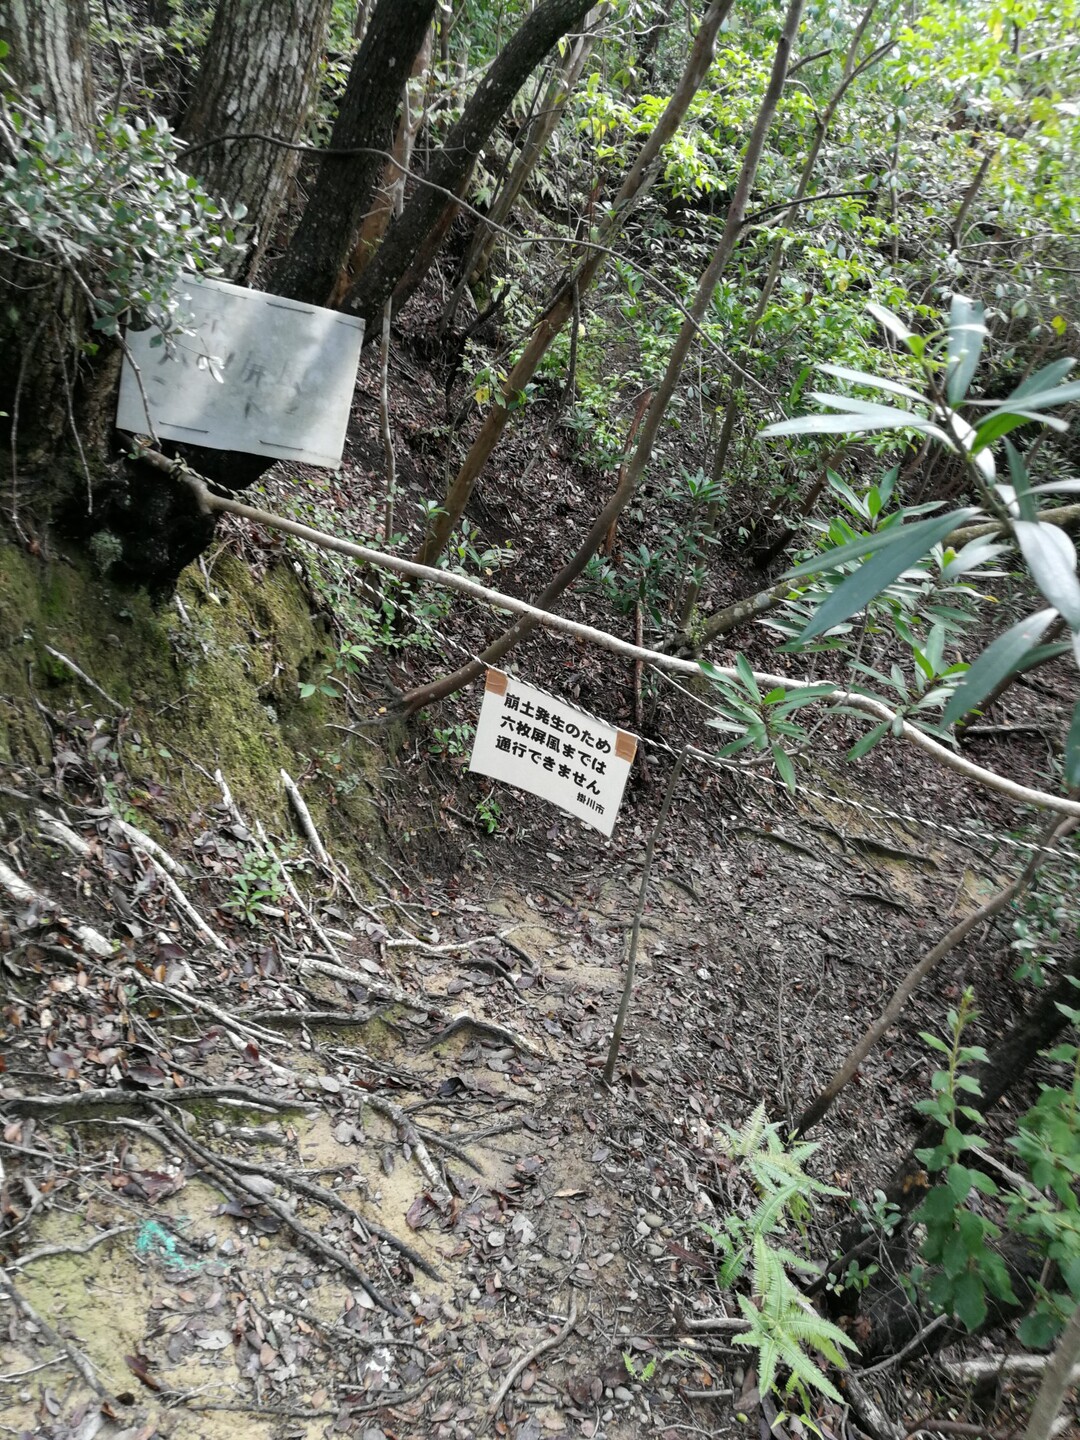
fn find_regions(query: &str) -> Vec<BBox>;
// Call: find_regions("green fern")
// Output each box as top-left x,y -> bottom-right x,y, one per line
711,1109 -> 857,1414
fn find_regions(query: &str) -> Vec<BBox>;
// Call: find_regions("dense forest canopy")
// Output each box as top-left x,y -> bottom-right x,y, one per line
2,0 -> 1080,1435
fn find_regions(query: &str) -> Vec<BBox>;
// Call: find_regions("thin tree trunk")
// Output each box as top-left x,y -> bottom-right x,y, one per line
603,747 -> 686,1084
0,0 -> 94,134
330,26 -> 433,305
675,2 -> 886,630
179,0 -> 334,281
273,0 -> 440,305
951,150 -> 994,251
445,4 -> 608,323
1022,1301 -> 1080,1440
414,0 -> 734,571
400,0 -> 807,716
341,0 -> 596,329
794,816 -> 1077,1139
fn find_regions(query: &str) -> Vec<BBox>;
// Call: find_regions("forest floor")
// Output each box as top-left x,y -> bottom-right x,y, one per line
2,292 -> 1078,1440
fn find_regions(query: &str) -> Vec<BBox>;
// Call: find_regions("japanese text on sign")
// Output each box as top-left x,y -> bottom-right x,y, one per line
469,670 -> 637,837
117,275 -> 365,469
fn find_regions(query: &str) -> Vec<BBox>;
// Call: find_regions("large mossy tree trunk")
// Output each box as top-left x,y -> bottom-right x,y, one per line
179,0 -> 336,281
0,0 -> 214,581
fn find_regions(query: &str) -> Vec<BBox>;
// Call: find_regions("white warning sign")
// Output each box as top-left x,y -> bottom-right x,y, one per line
469,669 -> 637,837
117,275 -> 365,469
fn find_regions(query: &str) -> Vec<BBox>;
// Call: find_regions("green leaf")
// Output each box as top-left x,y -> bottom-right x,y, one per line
981,379 -> 1080,419
1013,521 -> 1080,628
942,609 -> 1059,726
783,508 -> 974,582
1029,480 -> 1080,497
1004,439 -> 1035,522
815,363 -> 927,405
847,720 -> 891,759
946,295 -> 986,404
1009,358 -> 1076,399
772,745 -> 796,793
953,1269 -> 988,1332
736,653 -> 762,704
800,511 -> 984,640
867,301 -> 913,347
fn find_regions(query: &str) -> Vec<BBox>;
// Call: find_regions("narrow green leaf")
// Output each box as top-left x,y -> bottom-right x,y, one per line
760,412 -> 940,440
946,295 -> 986,404
867,301 -> 913,346
783,508 -> 974,581
943,609 -> 1060,726
800,511 -> 986,640
1013,521 -> 1080,628
1029,480 -> 1080,497
847,720 -> 891,759
982,379 -> 1080,418
1004,439 -> 1035,522
1009,358 -> 1076,400
736,652 -> 762,704
815,362 -> 927,404
772,745 -> 796,793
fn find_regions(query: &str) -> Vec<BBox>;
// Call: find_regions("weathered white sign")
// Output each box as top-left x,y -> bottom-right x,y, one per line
469,669 -> 637,837
117,276 -> 365,469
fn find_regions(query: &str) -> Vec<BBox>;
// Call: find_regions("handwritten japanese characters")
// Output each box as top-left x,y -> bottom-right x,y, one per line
117,276 -> 365,468
470,670 -> 637,837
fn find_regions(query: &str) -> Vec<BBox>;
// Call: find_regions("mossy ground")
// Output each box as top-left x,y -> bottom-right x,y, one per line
0,532 -> 382,866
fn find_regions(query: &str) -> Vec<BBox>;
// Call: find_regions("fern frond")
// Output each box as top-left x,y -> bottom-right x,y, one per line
782,1342 -> 844,1404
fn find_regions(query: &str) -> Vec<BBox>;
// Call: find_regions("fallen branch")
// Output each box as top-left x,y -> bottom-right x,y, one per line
108,814 -> 188,878
0,859 -> 114,959
0,1273 -> 111,1398
6,1084 -> 316,1116
794,814 -> 1078,1138
212,1148 -> 442,1279
35,809 -> 93,859
487,1303 -> 578,1424
254,817 -> 344,964
936,1356 -> 1080,1386
10,1224 -> 134,1271
843,1373 -> 905,1440
138,849 -> 229,954
425,1011 -> 543,1057
40,644 -> 124,714
280,769 -> 331,868
152,1111 -> 404,1316
149,460 -> 1080,822
362,1095 -> 452,1209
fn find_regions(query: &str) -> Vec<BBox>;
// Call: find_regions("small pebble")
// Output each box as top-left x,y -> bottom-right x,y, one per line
614,1386 -> 632,1403
642,1213 -> 664,1230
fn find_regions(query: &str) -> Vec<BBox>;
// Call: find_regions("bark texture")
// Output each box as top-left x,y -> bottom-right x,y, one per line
179,0 -> 334,280
0,0 -> 94,134
342,0 -> 595,327
273,0 -> 439,304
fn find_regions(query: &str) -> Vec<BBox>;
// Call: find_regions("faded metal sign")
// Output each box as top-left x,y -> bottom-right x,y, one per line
469,669 -> 637,837
117,276 -> 365,469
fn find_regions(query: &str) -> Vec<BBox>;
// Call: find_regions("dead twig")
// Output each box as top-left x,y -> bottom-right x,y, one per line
487,1303 -> 578,1423
362,1094 -> 452,1209
280,768 -> 331,868
0,1273 -> 111,1398
6,1084 -> 317,1117
152,1110 -> 404,1317
40,644 -> 124,713
9,1224 -> 134,1271
0,858 -> 114,959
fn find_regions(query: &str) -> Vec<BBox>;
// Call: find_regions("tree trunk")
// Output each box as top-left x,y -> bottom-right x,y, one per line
0,1 -> 95,468
273,0 -> 440,305
414,0 -> 734,570
341,0 -> 596,329
179,0 -> 335,282
446,4 -> 607,315
0,0 -> 94,134
400,0 -> 808,715
328,25 -> 434,306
